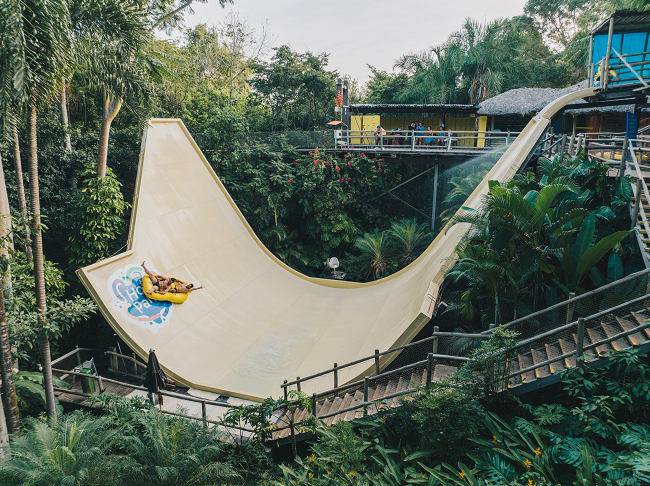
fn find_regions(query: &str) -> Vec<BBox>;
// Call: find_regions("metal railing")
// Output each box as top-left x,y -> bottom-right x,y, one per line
50,347 -> 252,434
333,129 -> 522,153
282,267 -> 650,398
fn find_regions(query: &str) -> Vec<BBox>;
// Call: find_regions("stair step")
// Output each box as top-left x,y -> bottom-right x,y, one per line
617,316 -> 649,346
633,310 -> 650,339
601,321 -> 631,351
545,342 -> 565,374
558,338 -> 577,368
383,376 -> 398,401
324,396 -> 344,426
571,331 -> 597,361
508,358 -> 522,387
531,348 -> 551,378
317,398 -> 334,419
329,394 -> 351,426
433,364 -> 457,381
345,390 -> 364,421
370,382 -> 388,414
587,326 -> 610,357
517,352 -> 536,383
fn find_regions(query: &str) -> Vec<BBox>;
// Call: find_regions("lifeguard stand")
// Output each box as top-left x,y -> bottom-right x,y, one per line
587,10 -> 650,139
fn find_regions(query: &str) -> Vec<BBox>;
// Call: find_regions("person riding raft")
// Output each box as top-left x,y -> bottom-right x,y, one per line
142,262 -> 204,296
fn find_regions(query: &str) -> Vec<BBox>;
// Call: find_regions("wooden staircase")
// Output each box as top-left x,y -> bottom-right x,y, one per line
270,302 -> 650,445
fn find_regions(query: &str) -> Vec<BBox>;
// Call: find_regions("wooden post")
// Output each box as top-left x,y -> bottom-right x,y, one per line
411,130 -> 415,151
631,179 -> 643,230
432,325 -> 439,354
569,117 -> 577,154
560,134 -> 567,155
565,292 -> 576,325
333,363 -> 338,388
431,165 -> 439,231
576,134 -> 583,155
132,353 -> 138,376
283,380 -> 288,400
426,353 -> 434,392
296,377 -> 301,392
75,345 -> 81,366
587,33 -> 594,87
602,16 -> 615,91
576,318 -> 585,368
506,130 -> 511,145
619,137 -> 629,179
202,400 -> 207,429
446,132 -> 451,152
489,323 -> 495,331
96,375 -> 103,394
374,349 -> 380,375
363,377 -> 369,417
311,393 -> 317,417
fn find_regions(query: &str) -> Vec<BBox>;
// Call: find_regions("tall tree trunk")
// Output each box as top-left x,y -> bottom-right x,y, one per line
0,390 -> 9,460
0,290 -> 18,434
0,149 -> 19,434
97,91 -> 122,178
28,105 -> 57,423
12,125 -> 32,263
59,82 -> 72,152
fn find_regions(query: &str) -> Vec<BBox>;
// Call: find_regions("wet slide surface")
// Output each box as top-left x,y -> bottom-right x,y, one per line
78,88 -> 596,401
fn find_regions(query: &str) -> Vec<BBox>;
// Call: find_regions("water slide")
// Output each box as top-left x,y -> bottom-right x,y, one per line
78,88 -> 597,401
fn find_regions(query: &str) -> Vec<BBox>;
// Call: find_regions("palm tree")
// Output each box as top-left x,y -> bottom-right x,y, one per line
0,0 -> 73,422
0,412 -> 120,485
125,410 -> 241,485
389,219 -> 432,268
448,19 -> 514,103
355,231 -> 392,281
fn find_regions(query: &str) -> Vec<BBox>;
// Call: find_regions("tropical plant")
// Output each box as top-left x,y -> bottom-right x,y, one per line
355,230 -> 392,281
66,163 -> 131,269
389,219 -> 433,268
124,409 -> 242,486
13,371 -> 71,416
0,412 -> 121,486
0,0 -> 74,423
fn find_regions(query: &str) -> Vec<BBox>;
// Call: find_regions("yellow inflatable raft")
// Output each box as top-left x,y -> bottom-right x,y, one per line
141,275 -> 188,304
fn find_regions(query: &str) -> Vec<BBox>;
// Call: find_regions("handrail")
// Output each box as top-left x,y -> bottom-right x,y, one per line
482,267 -> 650,335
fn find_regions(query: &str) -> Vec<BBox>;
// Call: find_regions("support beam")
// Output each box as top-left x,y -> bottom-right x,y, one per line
602,16 -> 615,91
431,165 -> 439,231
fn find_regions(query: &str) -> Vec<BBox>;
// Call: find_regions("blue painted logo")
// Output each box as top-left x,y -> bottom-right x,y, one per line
108,264 -> 174,333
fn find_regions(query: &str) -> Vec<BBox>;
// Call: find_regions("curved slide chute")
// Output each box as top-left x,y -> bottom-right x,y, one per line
78,88 -> 596,401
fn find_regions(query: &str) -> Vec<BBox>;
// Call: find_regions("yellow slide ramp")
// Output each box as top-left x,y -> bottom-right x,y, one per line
77,88 -> 596,401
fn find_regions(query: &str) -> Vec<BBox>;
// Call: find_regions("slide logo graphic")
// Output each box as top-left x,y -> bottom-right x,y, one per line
108,264 -> 173,333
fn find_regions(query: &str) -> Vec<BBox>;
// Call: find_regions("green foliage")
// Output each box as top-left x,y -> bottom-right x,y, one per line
0,412 -> 121,486
14,370 -> 71,417
67,163 -> 130,269
6,250 -> 97,365
444,152 -> 634,328
250,46 -> 337,131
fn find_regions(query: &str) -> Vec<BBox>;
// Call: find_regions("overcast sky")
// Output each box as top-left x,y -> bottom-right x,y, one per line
179,0 -> 528,84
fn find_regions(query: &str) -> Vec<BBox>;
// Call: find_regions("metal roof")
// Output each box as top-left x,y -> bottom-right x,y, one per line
592,9 -> 650,35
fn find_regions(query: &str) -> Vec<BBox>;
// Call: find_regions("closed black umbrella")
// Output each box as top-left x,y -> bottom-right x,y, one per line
144,349 -> 168,405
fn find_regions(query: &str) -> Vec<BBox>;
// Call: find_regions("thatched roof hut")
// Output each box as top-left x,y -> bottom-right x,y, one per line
477,81 -> 589,117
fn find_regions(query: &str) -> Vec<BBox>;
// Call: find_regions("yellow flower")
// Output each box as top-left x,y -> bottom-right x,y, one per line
534,447 -> 542,456
309,473 -> 313,478
524,459 -> 532,469
527,479 -> 536,486
308,454 -> 316,461
297,481 -> 299,485
327,471 -> 331,475
349,471 -> 356,478
459,471 -> 465,478
492,435 -> 498,445
381,416 -> 387,422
